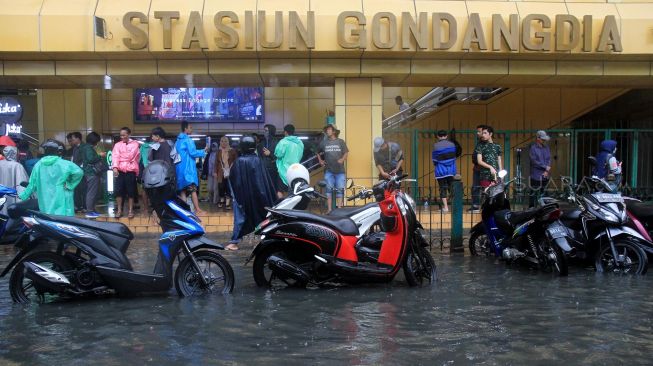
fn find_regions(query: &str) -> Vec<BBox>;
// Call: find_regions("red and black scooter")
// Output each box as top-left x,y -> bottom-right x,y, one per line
246,175 -> 436,288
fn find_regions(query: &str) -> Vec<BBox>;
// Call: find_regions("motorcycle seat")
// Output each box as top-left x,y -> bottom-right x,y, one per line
328,202 -> 378,217
33,213 -> 134,253
626,201 -> 653,220
494,204 -> 558,231
270,209 -> 360,236
7,199 -> 39,219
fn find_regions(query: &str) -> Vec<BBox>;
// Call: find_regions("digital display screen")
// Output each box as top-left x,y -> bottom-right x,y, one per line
134,87 -> 264,123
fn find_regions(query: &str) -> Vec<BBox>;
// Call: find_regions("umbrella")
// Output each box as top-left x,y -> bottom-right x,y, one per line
0,135 -> 17,147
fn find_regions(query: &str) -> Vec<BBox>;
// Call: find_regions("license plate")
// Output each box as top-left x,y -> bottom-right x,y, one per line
592,193 -> 623,203
546,225 -> 567,239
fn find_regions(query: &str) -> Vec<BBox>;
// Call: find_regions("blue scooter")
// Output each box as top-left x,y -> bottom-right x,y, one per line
468,170 -> 574,276
0,183 -> 37,246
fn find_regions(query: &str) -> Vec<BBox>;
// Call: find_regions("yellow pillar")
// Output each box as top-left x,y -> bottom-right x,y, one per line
335,78 -> 383,190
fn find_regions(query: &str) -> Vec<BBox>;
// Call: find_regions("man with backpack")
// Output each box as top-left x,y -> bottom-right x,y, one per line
593,139 -> 622,192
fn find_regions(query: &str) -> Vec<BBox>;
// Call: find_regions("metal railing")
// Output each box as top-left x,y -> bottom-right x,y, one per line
383,87 -> 505,131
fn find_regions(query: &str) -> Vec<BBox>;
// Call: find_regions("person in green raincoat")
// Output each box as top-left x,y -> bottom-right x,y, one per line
274,124 -> 304,197
19,139 -> 84,216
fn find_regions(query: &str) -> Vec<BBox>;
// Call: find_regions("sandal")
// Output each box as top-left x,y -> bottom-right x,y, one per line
115,210 -> 122,218
225,243 -> 239,251
128,211 -> 135,219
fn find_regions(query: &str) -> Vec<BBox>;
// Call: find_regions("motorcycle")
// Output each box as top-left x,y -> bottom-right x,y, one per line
247,174 -> 436,288
0,183 -> 37,246
1,163 -> 235,303
468,170 -> 573,276
553,176 -> 649,274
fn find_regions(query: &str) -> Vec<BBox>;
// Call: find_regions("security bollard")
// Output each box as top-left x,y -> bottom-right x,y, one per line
450,174 -> 464,254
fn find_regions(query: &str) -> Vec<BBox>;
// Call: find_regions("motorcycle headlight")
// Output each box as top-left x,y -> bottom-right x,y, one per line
600,209 -> 620,224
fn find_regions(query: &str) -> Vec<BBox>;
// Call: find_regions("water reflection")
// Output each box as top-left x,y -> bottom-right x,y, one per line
0,239 -> 652,365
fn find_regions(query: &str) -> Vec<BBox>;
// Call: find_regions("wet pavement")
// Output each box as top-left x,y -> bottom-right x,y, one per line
0,236 -> 652,365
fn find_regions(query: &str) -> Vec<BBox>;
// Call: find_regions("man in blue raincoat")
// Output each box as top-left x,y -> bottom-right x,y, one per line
175,121 -> 207,215
19,139 -> 84,216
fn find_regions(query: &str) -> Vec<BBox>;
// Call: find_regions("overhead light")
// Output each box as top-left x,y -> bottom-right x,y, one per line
191,138 -> 200,141
225,134 -> 242,137
298,136 -> 309,140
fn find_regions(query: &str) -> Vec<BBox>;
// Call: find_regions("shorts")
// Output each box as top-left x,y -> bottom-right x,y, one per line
436,176 -> 453,198
179,183 -> 198,195
324,171 -> 346,198
115,171 -> 137,199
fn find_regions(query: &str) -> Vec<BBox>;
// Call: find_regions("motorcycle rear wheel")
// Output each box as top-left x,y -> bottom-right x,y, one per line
175,250 -> 235,296
468,232 -> 489,256
595,239 -> 648,275
252,244 -> 309,289
404,246 -> 437,286
9,251 -> 73,304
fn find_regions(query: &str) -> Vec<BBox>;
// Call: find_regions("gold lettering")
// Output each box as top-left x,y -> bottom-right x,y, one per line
215,11 -> 239,49
244,11 -> 254,49
583,15 -> 592,52
402,12 -> 427,49
289,11 -> 315,49
258,10 -> 283,48
122,12 -> 148,50
522,14 -> 551,51
372,12 -> 397,49
432,13 -> 456,50
337,11 -> 366,49
596,15 -> 622,52
154,11 -> 180,49
462,13 -> 487,51
182,11 -> 208,49
492,14 -> 518,51
555,15 -> 580,51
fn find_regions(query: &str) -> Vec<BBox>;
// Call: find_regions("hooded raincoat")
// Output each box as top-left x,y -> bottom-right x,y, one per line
175,133 -> 206,190
18,155 -> 83,216
274,135 -> 304,185
0,159 -> 29,215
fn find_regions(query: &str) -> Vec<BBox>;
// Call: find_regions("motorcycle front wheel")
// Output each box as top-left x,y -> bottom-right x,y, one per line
175,250 -> 235,296
595,239 -> 648,275
252,244 -> 309,289
9,251 -> 73,304
404,246 -> 437,286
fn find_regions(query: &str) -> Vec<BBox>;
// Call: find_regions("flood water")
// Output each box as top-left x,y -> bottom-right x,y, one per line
0,237 -> 652,365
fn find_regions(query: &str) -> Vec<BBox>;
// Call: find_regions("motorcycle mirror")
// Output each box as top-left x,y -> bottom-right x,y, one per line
346,178 -> 354,189
498,170 -> 508,179
19,181 -> 28,188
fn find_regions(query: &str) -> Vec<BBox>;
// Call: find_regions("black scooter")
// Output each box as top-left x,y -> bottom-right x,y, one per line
1,188 -> 235,303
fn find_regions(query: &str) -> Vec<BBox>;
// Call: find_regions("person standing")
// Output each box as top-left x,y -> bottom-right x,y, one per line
226,136 -> 277,251
373,137 -> 404,180
432,130 -> 457,212
474,126 -> 503,188
395,95 -> 410,113
149,127 -> 174,165
316,124 -> 349,208
274,124 -> 304,197
593,139 -> 622,192
81,132 -> 105,218
0,146 -> 29,216
19,140 -> 83,216
203,141 -> 219,204
469,125 -> 485,213
111,127 -> 141,219
529,130 -> 552,208
68,132 -> 86,212
214,136 -> 237,209
175,121 -> 207,215
257,124 -> 279,193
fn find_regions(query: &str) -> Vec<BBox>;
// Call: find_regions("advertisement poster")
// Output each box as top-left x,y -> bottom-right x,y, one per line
134,87 -> 264,123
